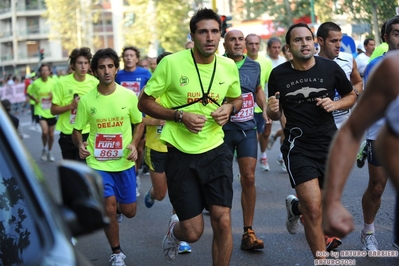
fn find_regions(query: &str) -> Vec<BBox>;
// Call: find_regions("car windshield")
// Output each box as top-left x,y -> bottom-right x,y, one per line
0,149 -> 43,265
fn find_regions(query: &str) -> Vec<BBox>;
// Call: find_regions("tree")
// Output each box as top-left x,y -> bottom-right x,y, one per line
240,0 -> 334,29
124,0 -> 191,56
338,0 -> 398,44
44,0 -> 101,52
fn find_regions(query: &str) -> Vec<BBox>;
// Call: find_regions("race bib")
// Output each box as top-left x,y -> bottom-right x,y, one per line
41,97 -> 52,110
230,92 -> 255,123
121,81 -> 140,97
94,133 -> 123,161
70,108 -> 77,124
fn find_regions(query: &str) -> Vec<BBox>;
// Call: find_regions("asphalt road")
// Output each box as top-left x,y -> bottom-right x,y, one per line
17,111 -> 399,266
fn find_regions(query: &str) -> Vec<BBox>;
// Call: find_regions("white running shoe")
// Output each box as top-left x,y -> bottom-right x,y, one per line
41,149 -> 47,161
47,152 -> 55,162
116,213 -> 124,223
162,214 -> 180,260
361,231 -> 378,251
109,252 -> 126,266
259,158 -> 270,171
285,195 -> 300,234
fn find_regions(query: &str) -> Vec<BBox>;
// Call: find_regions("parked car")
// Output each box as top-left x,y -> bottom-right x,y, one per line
0,104 -> 109,265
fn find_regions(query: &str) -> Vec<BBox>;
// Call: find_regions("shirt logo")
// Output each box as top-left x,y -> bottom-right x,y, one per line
286,87 -> 327,98
180,76 -> 189,86
90,107 -> 97,116
219,82 -> 225,85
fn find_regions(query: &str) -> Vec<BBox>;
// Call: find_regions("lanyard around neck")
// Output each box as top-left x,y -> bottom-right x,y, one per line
191,49 -> 217,106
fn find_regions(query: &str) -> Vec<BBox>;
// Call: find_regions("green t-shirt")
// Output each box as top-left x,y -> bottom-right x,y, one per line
254,56 -> 273,113
369,43 -> 388,62
30,77 -> 56,118
74,84 -> 142,171
52,73 -> 98,134
144,49 -> 241,154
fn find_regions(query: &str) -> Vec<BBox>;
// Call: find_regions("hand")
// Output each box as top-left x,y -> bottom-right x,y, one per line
79,142 -> 91,159
316,97 -> 335,112
268,92 -> 280,113
211,104 -> 231,126
322,201 -> 354,238
126,143 -> 137,161
181,112 -> 207,134
263,110 -> 272,124
70,96 -> 79,110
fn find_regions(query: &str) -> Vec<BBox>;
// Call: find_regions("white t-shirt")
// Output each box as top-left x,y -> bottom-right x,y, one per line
355,53 -> 369,77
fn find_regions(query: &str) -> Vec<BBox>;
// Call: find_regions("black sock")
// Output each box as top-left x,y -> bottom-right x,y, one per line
112,245 -> 123,253
292,200 -> 301,216
244,226 -> 252,233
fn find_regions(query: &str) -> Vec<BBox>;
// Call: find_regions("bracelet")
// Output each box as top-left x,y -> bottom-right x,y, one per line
174,109 -> 179,122
177,110 -> 183,123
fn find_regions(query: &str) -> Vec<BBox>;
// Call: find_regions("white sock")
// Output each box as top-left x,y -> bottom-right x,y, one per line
261,152 -> 267,158
363,222 -> 375,234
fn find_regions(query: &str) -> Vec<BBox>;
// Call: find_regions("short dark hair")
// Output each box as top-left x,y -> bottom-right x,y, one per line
39,64 -> 50,73
285,23 -> 314,45
189,8 -> 221,35
363,38 -> 374,46
380,21 -> 387,41
69,47 -> 92,71
316,22 -> 341,40
121,46 -> 140,60
385,15 -> 399,36
245,33 -> 261,44
267,37 -> 281,48
156,52 -> 172,64
91,48 -> 120,72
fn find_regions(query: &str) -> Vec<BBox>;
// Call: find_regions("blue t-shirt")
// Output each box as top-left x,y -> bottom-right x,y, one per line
115,67 -> 152,97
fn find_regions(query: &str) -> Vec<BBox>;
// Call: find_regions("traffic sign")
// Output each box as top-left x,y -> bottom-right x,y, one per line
340,35 -> 356,54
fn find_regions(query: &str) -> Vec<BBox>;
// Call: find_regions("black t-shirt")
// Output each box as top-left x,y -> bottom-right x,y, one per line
268,56 -> 353,144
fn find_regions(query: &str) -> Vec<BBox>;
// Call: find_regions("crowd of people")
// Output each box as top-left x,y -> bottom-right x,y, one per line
4,7 -> 399,266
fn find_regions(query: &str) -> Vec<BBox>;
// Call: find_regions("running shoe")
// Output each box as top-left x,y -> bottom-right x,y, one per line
109,252 -> 126,266
361,231 -> 378,251
285,195 -> 300,234
178,241 -> 192,254
260,158 -> 270,171
356,140 -> 367,168
162,214 -> 180,260
41,149 -> 47,161
47,152 -> 55,162
267,133 -> 276,150
277,158 -> 287,172
325,236 -> 342,252
144,186 -> 155,208
116,209 -> 124,223
240,228 -> 264,250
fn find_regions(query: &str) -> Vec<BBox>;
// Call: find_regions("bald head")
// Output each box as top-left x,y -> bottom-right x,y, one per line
223,29 -> 245,61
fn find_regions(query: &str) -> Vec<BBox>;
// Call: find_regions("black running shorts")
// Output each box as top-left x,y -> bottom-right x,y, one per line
165,143 -> 234,221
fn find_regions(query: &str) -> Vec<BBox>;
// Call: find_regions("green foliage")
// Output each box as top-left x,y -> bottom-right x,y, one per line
124,0 -> 190,56
338,0 -> 396,24
243,0 -> 332,28
44,0 -> 101,53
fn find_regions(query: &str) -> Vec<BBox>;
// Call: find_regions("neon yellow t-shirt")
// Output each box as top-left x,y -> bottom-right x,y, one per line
30,77 -> 56,118
74,84 -> 142,171
254,56 -> 272,113
369,43 -> 388,62
27,84 -> 35,105
145,98 -> 167,152
144,49 -> 241,154
52,73 -> 98,134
